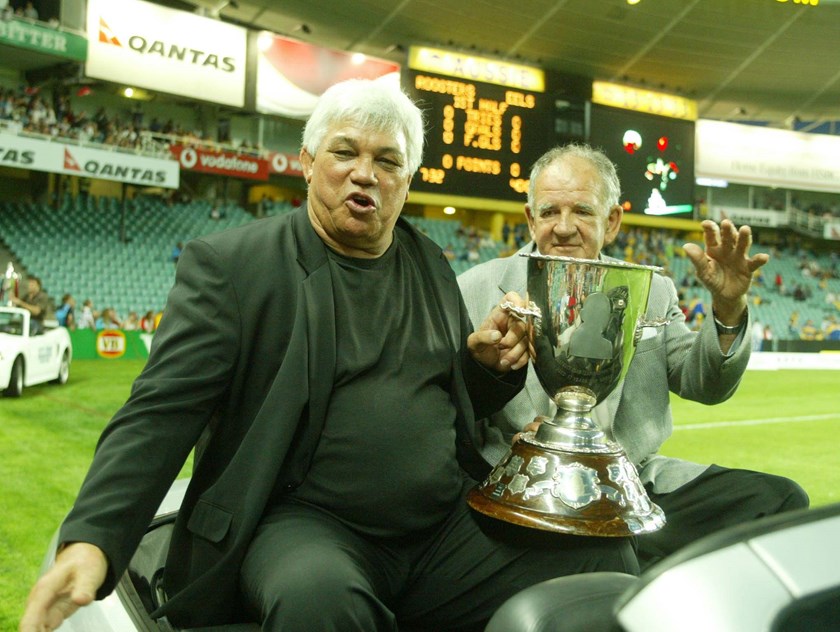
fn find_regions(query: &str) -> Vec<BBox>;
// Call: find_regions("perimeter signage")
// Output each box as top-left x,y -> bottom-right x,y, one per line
0,132 -> 180,188
170,145 -> 270,181
0,17 -> 87,60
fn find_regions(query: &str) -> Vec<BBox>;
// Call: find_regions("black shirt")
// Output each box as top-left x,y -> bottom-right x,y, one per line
288,226 -> 461,536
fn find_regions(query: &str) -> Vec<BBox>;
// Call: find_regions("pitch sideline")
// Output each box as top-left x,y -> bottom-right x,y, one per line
675,413 -> 838,431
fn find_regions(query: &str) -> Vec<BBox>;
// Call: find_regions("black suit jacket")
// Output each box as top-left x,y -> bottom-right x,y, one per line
59,208 -> 524,627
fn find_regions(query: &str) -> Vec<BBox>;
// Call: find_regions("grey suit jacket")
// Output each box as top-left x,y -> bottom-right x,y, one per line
458,243 -> 752,494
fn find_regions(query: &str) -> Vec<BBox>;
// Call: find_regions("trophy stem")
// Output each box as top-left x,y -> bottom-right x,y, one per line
531,387 -> 618,454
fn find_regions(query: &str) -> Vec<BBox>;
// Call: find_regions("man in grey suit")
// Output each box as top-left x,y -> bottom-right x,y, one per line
21,87 -> 637,632
458,144 -> 809,569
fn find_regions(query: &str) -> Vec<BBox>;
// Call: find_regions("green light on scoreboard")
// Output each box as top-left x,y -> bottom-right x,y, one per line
644,204 -> 694,216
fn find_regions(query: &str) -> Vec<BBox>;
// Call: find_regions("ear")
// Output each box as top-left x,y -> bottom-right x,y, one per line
524,204 -> 537,241
404,173 -> 413,202
300,148 -> 314,184
603,204 -> 623,246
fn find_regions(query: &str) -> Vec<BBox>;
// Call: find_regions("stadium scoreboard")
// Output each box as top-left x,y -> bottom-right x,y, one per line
405,46 -> 554,203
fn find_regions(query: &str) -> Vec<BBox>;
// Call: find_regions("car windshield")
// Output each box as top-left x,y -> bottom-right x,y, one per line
0,311 -> 24,335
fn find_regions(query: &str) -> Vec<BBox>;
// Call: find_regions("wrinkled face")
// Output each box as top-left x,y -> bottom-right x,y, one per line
525,156 -> 622,260
301,121 -> 412,258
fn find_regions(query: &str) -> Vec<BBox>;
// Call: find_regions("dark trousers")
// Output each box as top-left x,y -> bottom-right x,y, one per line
638,464 -> 810,570
240,476 -> 639,632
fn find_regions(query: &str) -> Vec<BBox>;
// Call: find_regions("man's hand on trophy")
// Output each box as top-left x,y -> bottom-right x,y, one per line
467,291 -> 530,373
512,416 -> 549,444
683,219 -> 769,322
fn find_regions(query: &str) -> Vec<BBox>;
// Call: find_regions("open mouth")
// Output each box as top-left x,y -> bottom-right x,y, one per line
347,193 -> 376,212
347,193 -> 376,213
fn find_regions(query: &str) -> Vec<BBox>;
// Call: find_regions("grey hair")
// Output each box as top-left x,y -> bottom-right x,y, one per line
301,76 -> 425,174
527,143 -> 621,211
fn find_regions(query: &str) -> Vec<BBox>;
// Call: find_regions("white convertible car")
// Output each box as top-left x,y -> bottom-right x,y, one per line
0,306 -> 72,397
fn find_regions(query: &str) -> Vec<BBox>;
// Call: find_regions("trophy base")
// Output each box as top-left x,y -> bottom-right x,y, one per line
467,434 -> 666,537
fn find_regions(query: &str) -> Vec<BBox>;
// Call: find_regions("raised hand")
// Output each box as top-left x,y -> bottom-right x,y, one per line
683,219 -> 769,322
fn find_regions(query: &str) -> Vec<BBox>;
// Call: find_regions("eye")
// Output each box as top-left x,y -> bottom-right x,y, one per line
377,156 -> 402,169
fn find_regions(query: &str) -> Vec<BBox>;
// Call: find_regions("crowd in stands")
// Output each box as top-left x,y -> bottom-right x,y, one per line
0,83 -> 207,155
52,293 -> 158,335
1,1 -> 42,22
4,204 -> 838,345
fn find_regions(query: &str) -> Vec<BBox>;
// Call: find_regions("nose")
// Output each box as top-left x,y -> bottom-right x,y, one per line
351,155 -> 377,185
550,210 -> 575,236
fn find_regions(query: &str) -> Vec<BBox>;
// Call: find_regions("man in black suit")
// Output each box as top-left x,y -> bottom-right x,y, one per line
21,78 -> 637,632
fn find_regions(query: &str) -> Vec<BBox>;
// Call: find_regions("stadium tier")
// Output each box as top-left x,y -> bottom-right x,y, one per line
0,199 -> 506,318
1,197 -> 836,337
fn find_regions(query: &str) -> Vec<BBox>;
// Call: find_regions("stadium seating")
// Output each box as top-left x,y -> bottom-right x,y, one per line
1,198 -> 836,338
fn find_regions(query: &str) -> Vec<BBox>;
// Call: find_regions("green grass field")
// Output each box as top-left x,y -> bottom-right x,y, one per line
1,360 -> 838,630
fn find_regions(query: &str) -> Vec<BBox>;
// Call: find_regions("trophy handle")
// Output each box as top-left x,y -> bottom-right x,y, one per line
500,300 -> 542,322
633,317 -> 669,344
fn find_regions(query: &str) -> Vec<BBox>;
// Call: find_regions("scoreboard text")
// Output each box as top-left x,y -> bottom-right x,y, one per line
405,47 -> 553,203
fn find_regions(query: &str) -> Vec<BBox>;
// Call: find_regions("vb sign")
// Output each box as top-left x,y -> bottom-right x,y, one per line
97,330 -> 127,359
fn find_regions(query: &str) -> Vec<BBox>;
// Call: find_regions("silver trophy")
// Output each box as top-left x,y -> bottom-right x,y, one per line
468,253 -> 667,536
1,262 -> 19,306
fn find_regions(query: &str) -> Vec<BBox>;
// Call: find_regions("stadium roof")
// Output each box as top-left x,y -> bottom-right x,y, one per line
160,0 -> 840,133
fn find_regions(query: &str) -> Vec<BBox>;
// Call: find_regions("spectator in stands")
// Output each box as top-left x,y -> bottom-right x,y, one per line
458,143 -> 808,572
788,310 -> 800,337
21,78 -> 638,632
96,307 -> 123,330
123,311 -> 140,331
799,319 -> 821,341
76,299 -> 96,329
750,319 -> 765,352
55,293 -> 76,330
11,276 -> 50,334
763,324 -> 774,349
824,315 -> 840,340
23,1 -> 37,20
139,310 -> 156,333
171,241 -> 183,265
442,243 -> 456,261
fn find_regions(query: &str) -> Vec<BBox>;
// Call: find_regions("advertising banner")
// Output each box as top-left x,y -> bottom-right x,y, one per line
0,132 -> 180,188
267,151 -> 303,177
69,329 -> 151,360
708,205 -> 786,228
696,120 -> 840,193
256,33 -> 399,118
0,17 -> 87,60
86,0 -> 247,107
170,144 -> 270,181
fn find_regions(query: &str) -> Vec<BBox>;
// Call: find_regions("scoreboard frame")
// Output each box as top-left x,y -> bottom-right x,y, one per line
403,46 -> 554,203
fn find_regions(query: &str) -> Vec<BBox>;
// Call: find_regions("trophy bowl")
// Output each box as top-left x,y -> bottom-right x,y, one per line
467,253 -> 667,537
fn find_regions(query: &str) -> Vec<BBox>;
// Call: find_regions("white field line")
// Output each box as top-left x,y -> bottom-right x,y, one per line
675,413 -> 838,431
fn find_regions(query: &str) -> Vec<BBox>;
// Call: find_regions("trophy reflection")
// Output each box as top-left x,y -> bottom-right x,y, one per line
467,253 -> 666,537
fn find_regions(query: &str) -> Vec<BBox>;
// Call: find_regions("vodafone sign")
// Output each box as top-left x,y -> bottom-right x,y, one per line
171,145 -> 269,181
86,0 -> 246,107
268,151 -> 303,177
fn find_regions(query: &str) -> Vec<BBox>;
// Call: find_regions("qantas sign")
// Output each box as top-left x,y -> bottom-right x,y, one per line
97,17 -> 236,74
0,132 -> 179,188
86,0 -> 246,107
